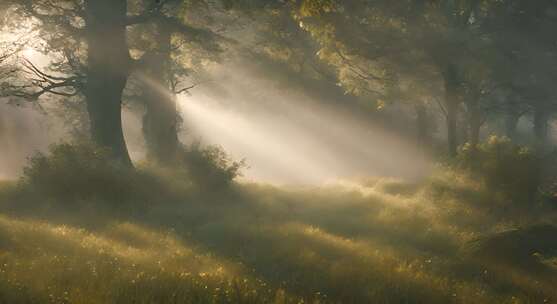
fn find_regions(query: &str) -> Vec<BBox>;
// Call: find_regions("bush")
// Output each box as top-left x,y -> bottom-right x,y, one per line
457,135 -> 541,203
20,142 -> 151,203
179,142 -> 246,190
18,141 -> 246,207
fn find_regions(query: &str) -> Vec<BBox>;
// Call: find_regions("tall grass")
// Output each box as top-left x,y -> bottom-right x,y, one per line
0,143 -> 556,303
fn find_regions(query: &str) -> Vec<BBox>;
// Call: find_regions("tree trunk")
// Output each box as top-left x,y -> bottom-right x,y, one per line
446,94 -> 458,156
469,119 -> 481,148
84,0 -> 132,166
444,64 -> 459,157
467,99 -> 482,148
141,19 -> 180,164
459,108 -> 469,146
460,93 -> 483,170
505,98 -> 521,141
415,103 -> 429,157
505,112 -> 520,141
415,103 -> 428,146
534,105 -> 549,150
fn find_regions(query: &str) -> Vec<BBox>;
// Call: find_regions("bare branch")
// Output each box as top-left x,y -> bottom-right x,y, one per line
335,48 -> 386,82
2,57 -> 83,101
174,79 -> 212,95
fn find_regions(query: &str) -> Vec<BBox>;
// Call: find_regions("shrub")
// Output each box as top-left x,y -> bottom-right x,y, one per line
179,142 -> 246,190
20,142 -> 151,203
18,141 -> 246,207
457,135 -> 541,203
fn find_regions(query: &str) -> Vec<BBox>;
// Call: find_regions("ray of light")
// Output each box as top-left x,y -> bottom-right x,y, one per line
177,84 -> 432,185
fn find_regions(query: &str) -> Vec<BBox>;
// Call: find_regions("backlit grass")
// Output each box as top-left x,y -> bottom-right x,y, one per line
0,168 -> 556,303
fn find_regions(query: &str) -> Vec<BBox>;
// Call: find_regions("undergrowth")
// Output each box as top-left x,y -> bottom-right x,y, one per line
0,142 -> 556,303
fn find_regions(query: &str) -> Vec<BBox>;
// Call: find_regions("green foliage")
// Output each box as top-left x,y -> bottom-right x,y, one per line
457,136 -> 541,203
298,0 -> 337,17
20,142 -> 154,204
16,141 -> 245,208
180,142 -> 246,190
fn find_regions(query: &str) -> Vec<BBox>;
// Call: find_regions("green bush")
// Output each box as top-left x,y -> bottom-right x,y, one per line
18,141 -> 246,206
21,142 -> 152,203
179,142 -> 246,190
457,135 -> 541,203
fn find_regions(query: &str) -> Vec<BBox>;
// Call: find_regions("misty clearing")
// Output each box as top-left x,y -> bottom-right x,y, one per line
1,1 -> 557,303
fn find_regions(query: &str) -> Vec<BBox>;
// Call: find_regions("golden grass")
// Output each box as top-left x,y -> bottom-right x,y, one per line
0,169 -> 556,303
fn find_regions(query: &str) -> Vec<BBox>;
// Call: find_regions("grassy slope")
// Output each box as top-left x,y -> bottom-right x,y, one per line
0,171 -> 556,304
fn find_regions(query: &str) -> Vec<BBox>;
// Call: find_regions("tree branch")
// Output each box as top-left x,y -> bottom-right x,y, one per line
2,58 -> 83,101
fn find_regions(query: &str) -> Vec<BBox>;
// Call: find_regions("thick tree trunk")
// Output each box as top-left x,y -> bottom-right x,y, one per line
84,0 -> 132,166
141,20 -> 180,164
444,64 -> 459,157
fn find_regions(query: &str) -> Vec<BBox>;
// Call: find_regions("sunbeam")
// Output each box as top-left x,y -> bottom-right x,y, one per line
2,1 -> 557,303
177,65 -> 432,185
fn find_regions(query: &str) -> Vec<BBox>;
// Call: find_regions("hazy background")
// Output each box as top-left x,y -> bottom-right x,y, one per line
179,62 -> 431,184
4,57 -> 557,184
0,60 -> 432,184
0,102 -> 53,179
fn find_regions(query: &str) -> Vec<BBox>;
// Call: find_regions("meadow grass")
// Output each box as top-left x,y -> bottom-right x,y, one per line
0,167 -> 556,303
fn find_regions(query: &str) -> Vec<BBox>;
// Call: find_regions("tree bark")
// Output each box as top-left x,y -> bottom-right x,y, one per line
141,18 -> 180,164
84,0 -> 132,166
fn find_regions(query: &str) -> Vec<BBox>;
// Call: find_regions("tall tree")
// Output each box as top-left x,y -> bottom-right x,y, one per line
484,0 -> 557,148
127,0 -> 224,164
1,0 -> 136,165
84,0 -> 133,166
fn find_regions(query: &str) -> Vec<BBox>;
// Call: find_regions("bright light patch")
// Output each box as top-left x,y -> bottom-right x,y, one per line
177,84 -> 431,185
22,47 -> 37,59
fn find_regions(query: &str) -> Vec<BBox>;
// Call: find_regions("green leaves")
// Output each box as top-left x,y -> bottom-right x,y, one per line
298,0 -> 337,17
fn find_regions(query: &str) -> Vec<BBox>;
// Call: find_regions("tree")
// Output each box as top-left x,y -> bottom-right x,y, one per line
1,0 -> 135,165
294,0 -> 488,155
84,0 -> 133,166
128,0 -> 223,164
483,0 -> 557,149
276,0 -> 553,156
1,0 -> 223,166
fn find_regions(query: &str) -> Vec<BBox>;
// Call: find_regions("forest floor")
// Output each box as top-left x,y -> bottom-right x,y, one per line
0,168 -> 557,303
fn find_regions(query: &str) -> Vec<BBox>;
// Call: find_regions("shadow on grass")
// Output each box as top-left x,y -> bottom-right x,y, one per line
1,167 -> 557,303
